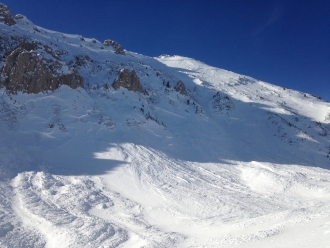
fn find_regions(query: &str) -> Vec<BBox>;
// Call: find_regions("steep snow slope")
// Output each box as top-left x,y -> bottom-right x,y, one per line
0,7 -> 330,248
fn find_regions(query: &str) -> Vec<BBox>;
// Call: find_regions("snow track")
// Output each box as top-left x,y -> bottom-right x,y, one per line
99,144 -> 330,247
9,170 -> 186,248
11,172 -> 127,248
2,131 -> 330,247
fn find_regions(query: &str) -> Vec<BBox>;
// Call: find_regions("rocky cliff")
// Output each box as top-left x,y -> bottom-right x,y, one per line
0,4 -> 84,94
0,42 -> 84,94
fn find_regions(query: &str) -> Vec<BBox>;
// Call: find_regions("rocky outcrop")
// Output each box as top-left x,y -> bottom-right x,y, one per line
212,92 -> 234,114
0,4 -> 16,26
75,55 -> 92,67
174,81 -> 187,95
112,69 -> 142,92
14,14 -> 24,20
0,42 -> 84,94
103,40 -> 125,55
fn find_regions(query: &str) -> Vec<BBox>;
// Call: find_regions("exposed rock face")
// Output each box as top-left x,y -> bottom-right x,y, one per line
75,55 -> 91,67
212,92 -> 234,114
174,81 -> 187,95
103,40 -> 125,55
0,42 -> 84,94
112,69 -> 142,92
14,14 -> 24,20
0,4 -> 16,26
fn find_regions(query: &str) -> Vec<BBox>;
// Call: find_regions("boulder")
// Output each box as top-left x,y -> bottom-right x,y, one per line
0,43 -> 84,94
112,69 -> 142,92
103,40 -> 125,55
0,4 -> 16,26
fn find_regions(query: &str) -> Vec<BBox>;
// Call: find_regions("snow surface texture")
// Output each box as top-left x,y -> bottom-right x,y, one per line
0,11 -> 330,248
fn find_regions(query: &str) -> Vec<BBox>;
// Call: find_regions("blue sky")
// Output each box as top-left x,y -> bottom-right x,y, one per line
5,0 -> 330,101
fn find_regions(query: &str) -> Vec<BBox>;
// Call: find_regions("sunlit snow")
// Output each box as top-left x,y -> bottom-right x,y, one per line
0,11 -> 330,248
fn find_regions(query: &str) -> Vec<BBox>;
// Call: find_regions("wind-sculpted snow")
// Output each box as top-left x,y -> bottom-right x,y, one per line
0,7 -> 330,247
10,169 -> 186,247
12,172 -> 128,247
88,143 -> 330,247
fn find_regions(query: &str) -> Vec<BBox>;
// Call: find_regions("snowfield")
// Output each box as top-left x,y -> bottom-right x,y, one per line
0,8 -> 330,248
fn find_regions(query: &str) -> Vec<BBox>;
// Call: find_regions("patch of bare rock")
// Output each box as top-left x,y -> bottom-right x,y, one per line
112,69 -> 143,92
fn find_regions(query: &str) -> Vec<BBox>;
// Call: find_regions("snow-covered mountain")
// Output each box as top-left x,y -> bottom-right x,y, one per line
0,3 -> 330,247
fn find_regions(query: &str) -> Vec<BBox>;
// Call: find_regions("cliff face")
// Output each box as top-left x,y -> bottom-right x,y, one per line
0,42 -> 84,94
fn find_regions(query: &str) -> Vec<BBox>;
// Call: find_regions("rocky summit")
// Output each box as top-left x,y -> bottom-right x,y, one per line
103,39 -> 125,55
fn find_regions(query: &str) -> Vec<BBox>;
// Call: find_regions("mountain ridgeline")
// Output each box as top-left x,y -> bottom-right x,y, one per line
0,3 -> 329,165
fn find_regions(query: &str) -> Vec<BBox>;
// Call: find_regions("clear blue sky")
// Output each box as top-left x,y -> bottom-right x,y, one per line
5,0 -> 330,101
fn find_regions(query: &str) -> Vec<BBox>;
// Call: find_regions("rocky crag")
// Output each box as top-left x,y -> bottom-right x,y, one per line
0,4 -> 83,94
112,68 -> 143,92
0,42 -> 84,94
103,39 -> 125,55
0,3 -> 15,26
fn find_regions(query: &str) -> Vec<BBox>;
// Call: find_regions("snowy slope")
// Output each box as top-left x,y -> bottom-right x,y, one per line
0,7 -> 330,248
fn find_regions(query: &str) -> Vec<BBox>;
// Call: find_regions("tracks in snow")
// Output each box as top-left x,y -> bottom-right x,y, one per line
3,144 -> 330,247
101,144 -> 330,247
11,172 -> 127,248
10,170 -> 185,248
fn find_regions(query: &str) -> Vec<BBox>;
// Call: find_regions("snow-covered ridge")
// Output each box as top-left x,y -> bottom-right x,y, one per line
0,3 -> 330,247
